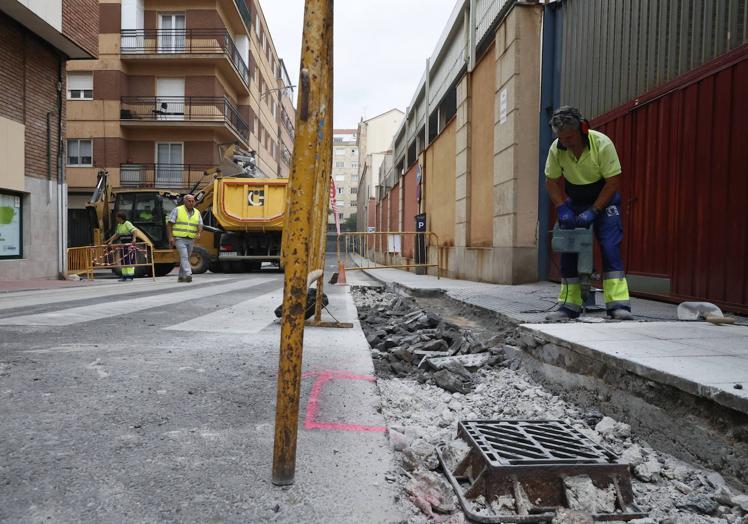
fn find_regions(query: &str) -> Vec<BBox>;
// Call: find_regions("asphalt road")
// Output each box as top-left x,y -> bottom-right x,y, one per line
0,263 -> 403,523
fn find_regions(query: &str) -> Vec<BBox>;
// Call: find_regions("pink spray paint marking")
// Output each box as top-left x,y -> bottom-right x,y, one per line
304,371 -> 386,433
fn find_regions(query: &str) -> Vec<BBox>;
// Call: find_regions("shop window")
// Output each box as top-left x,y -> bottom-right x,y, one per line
0,192 -> 22,258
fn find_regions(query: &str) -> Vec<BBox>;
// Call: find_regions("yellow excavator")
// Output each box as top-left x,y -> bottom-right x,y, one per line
86,144 -> 289,277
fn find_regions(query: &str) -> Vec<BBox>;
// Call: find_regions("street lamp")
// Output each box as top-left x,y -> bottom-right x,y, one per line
260,85 -> 296,99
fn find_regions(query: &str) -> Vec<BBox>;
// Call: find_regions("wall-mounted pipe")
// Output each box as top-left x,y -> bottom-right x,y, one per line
537,2 -> 562,280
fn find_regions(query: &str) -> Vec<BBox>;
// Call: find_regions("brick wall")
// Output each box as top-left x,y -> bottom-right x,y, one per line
62,0 -> 99,57
0,13 -> 64,182
94,70 -> 128,100
186,10 -> 222,29
93,138 -> 125,167
186,76 -> 224,98
99,3 -> 121,34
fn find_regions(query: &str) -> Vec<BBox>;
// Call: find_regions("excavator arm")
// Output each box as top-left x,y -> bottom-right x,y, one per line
87,169 -> 111,245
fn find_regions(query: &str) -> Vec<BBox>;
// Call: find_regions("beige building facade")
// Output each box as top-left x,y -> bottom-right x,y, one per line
65,0 -> 294,245
372,2 -> 541,284
354,109 -> 404,231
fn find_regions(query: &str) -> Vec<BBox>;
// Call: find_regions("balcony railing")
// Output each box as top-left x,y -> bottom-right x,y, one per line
120,96 -> 249,139
120,29 -> 249,86
120,163 -> 215,189
234,0 -> 252,31
281,143 -> 292,166
280,106 -> 295,139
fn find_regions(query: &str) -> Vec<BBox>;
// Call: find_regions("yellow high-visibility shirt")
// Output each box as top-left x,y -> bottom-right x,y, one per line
545,129 -> 622,185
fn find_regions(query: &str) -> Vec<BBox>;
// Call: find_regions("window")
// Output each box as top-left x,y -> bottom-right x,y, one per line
351,187 -> 358,194
334,149 -> 345,156
352,162 -> 359,169
0,192 -> 22,259
351,175 -> 359,183
334,175 -> 345,182
338,213 -> 343,220
337,187 -> 343,195
67,72 -> 93,100
67,139 -> 92,166
351,201 -> 357,207
335,161 -> 345,168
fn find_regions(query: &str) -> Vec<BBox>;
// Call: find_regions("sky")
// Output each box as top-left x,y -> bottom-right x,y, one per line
261,0 -> 459,129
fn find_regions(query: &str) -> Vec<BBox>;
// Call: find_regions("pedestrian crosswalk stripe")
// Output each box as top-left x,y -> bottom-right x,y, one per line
164,288 -> 283,334
0,278 -> 230,312
0,279 -> 265,326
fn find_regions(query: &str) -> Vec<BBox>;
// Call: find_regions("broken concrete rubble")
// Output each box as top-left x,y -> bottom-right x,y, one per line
564,475 -> 617,513
353,287 -> 748,524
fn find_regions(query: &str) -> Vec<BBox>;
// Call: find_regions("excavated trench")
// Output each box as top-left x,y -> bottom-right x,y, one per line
352,284 -> 748,524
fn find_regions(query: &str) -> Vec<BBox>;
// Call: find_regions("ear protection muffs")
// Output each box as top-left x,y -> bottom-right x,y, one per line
579,118 -> 590,135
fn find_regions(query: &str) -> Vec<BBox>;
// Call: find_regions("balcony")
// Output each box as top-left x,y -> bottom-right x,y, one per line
119,163 -> 214,190
120,96 -> 249,144
234,0 -> 252,32
120,29 -> 249,91
281,106 -> 295,140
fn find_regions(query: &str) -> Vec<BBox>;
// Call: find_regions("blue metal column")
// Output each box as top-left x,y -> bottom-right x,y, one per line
537,2 -> 562,281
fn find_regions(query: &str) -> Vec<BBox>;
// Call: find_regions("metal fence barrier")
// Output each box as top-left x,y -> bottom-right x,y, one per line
67,242 -> 156,281
336,231 -> 442,278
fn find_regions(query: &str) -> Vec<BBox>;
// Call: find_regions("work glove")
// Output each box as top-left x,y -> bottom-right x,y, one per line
556,203 -> 576,229
575,207 -> 599,227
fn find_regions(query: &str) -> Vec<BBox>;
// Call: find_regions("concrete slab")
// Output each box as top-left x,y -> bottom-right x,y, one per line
522,322 -> 748,414
350,255 -> 748,416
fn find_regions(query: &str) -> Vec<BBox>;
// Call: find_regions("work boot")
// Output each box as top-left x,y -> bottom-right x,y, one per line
185,276 -> 192,283
545,310 -> 575,322
610,309 -> 633,320
178,276 -> 185,282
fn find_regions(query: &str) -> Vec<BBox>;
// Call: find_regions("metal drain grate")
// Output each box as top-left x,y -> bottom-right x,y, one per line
460,420 -> 615,466
438,419 -> 646,523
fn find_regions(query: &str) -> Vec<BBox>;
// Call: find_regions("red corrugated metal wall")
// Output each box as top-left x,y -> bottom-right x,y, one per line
591,44 -> 748,312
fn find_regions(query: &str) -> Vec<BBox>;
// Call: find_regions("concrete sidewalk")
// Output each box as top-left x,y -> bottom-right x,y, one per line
350,258 -> 748,416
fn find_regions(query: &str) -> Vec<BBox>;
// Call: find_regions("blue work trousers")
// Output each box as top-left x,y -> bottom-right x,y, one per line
560,193 -> 630,313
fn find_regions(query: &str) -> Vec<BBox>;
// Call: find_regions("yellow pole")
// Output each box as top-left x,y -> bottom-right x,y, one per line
313,25 -> 334,322
272,0 -> 333,486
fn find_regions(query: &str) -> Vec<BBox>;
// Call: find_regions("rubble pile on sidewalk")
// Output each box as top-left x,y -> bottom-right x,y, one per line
355,287 -> 514,393
353,287 -> 748,524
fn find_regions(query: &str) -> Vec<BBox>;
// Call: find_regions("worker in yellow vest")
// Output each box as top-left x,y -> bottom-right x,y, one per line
107,212 -> 141,281
167,194 -> 203,283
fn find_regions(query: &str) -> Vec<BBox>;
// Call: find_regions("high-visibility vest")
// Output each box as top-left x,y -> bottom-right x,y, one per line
173,206 -> 200,238
116,220 -> 135,236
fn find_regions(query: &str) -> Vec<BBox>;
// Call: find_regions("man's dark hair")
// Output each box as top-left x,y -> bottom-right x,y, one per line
116,212 -> 127,220
549,106 -> 584,133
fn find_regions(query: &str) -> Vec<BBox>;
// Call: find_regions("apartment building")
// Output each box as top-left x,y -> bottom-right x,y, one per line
330,129 -> 359,225
354,109 -> 404,232
65,0 -> 295,245
0,0 -> 98,279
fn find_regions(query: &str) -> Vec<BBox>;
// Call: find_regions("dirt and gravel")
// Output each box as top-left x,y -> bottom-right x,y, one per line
352,286 -> 748,524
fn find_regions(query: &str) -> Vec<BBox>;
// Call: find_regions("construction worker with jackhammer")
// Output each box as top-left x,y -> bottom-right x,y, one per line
544,106 -> 632,321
